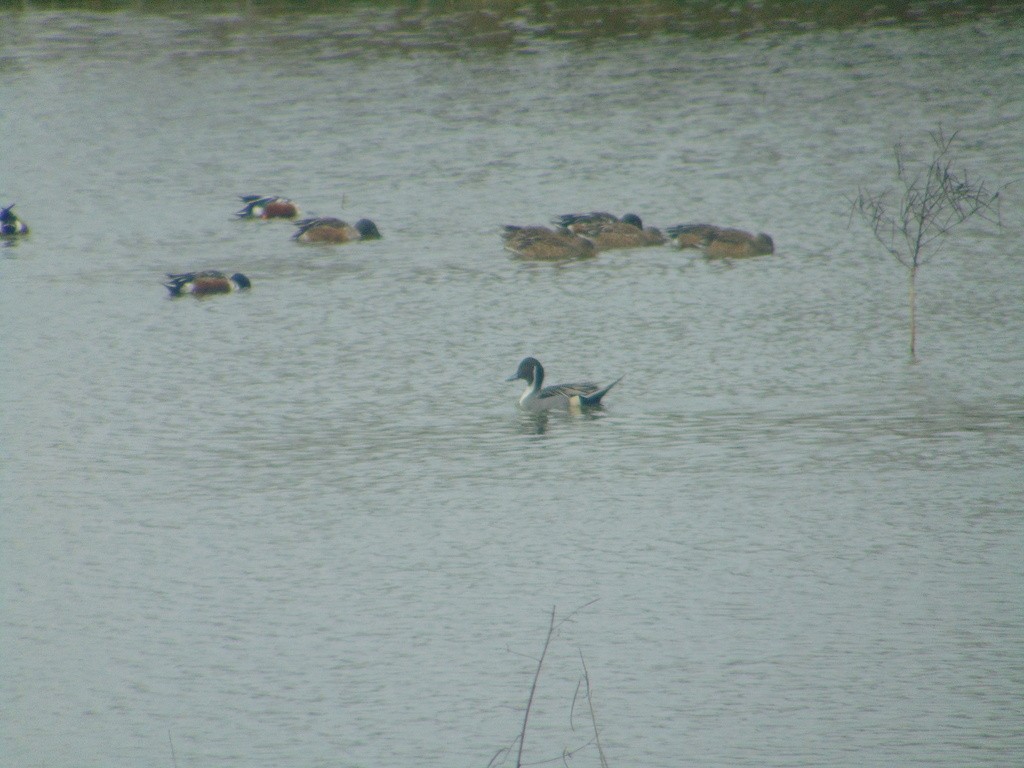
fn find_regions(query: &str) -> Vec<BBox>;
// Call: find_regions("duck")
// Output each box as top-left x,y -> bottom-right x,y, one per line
164,271 -> 251,297
666,223 -> 774,257
1,204 -> 29,236
507,357 -> 622,412
293,217 -> 382,243
664,223 -> 721,249
553,212 -> 665,250
703,229 -> 774,257
552,211 -> 620,232
235,195 -> 299,220
501,225 -> 596,261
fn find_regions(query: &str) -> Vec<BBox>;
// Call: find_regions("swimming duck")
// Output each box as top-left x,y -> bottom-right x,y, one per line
1,204 -> 29,236
553,212 -> 665,250
704,229 -> 774,257
501,225 -> 596,261
293,217 -> 382,243
164,271 -> 251,297
235,195 -> 300,220
552,211 -> 621,232
507,357 -> 622,412
666,223 -> 774,257
665,223 -> 721,249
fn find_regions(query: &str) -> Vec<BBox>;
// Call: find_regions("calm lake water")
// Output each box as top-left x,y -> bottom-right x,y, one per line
2,6 -> 1023,767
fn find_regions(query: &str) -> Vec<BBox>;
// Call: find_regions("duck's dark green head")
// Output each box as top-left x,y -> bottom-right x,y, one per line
508,357 -> 543,386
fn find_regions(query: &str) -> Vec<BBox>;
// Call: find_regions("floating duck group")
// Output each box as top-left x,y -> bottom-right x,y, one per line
3,196 -> 774,411
503,210 -> 773,260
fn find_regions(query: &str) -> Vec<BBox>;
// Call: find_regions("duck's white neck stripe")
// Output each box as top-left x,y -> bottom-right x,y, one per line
519,383 -> 537,405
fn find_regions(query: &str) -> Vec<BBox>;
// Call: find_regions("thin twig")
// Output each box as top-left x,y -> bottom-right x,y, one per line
580,652 -> 610,768
168,729 -> 177,768
486,742 -> 515,768
516,607 -> 557,768
570,677 -> 583,733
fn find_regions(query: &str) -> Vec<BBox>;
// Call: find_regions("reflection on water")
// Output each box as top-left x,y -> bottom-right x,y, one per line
2,6 -> 1023,768
516,409 -> 551,436
512,407 -> 618,436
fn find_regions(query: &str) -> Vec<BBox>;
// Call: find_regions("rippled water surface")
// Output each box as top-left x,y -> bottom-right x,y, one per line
2,7 -> 1023,768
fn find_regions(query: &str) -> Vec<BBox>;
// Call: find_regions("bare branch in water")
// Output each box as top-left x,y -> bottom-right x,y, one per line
489,600 -> 602,768
854,128 -> 1005,270
850,127 -> 1010,358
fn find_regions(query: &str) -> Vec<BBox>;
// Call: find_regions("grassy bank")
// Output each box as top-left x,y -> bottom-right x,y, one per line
0,0 -> 1019,38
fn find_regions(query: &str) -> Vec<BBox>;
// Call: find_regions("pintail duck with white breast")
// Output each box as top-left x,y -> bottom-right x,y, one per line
507,357 -> 622,412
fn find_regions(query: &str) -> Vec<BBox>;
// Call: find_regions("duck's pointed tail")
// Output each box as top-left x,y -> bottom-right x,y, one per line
579,375 -> 623,407
163,274 -> 188,297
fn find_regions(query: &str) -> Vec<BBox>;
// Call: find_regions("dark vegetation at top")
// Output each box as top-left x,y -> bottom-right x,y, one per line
0,0 -> 1019,43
